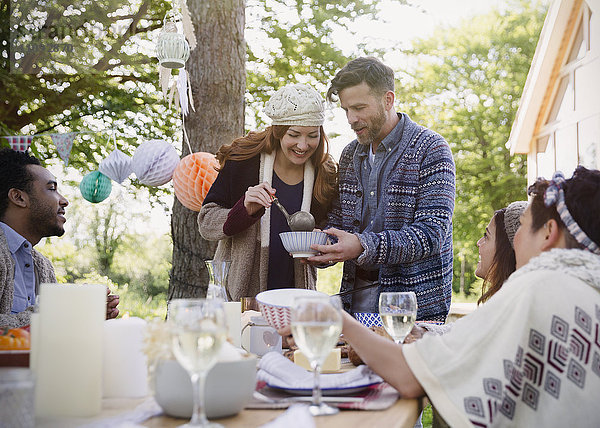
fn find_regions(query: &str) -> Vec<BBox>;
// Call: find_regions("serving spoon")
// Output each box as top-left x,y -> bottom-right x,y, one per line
271,197 -> 315,231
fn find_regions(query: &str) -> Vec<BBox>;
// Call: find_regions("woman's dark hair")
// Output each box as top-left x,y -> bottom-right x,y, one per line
527,166 -> 600,249
0,148 -> 41,218
327,57 -> 395,102
215,125 -> 337,208
478,209 -> 516,305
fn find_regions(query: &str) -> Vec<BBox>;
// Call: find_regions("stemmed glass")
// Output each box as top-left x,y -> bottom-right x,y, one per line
378,292 -> 418,344
290,295 -> 343,416
205,260 -> 230,301
169,299 -> 227,428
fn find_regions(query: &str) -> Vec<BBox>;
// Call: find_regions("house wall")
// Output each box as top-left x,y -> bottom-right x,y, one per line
528,0 -> 600,182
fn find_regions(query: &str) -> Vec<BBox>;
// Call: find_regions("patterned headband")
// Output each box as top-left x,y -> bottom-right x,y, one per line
544,171 -> 600,255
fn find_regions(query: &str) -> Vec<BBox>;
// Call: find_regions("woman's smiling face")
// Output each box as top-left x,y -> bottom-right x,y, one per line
277,126 -> 320,167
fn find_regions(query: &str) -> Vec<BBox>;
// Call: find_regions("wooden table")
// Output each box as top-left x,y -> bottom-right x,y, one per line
142,398 -> 423,428
35,392 -> 422,428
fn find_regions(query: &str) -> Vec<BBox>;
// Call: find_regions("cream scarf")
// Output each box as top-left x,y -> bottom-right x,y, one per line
259,152 -> 315,248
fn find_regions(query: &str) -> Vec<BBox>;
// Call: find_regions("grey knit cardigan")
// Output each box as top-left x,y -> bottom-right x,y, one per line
0,227 -> 57,328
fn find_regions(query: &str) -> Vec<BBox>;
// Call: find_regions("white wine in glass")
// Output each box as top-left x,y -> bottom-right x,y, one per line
291,295 -> 342,416
379,292 -> 417,344
170,299 -> 227,428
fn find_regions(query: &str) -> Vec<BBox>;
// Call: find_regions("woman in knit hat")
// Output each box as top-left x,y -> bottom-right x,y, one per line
198,84 -> 337,301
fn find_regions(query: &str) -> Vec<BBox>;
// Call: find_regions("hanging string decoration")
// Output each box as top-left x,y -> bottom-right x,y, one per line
173,152 -> 219,211
99,149 -> 132,184
50,132 -> 77,166
80,171 -> 112,203
131,139 -> 180,187
155,1 -> 195,115
4,136 -> 33,152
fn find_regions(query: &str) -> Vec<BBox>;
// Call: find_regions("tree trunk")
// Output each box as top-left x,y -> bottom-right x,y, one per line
168,0 -> 245,300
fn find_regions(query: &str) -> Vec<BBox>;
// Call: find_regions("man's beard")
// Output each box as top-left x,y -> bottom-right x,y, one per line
355,104 -> 386,146
29,197 -> 65,238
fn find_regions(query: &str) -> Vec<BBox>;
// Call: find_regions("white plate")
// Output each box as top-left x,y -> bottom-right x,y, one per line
265,381 -> 380,396
291,251 -> 317,258
256,289 -> 327,308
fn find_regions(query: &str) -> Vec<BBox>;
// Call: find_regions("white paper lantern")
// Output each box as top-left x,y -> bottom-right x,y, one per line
99,149 -> 132,184
131,139 -> 180,187
156,23 -> 190,69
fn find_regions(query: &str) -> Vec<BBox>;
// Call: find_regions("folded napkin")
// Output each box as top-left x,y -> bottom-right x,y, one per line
259,404 -> 315,428
257,351 -> 382,389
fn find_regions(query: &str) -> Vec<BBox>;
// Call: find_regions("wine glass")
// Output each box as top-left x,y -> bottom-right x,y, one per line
205,260 -> 230,301
290,295 -> 343,416
169,299 -> 227,428
378,292 -> 418,344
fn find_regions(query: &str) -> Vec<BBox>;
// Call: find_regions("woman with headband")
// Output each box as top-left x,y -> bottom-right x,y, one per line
336,166 -> 600,426
405,200 -> 528,341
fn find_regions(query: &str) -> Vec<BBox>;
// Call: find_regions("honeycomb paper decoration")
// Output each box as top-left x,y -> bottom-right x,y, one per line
173,152 -> 219,211
80,171 -> 112,203
99,149 -> 132,184
131,139 -> 179,187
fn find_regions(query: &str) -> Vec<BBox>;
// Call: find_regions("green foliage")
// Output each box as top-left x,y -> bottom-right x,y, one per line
395,0 -> 547,295
37,237 -> 94,282
110,233 -> 172,298
422,403 -> 433,428
116,282 -> 167,320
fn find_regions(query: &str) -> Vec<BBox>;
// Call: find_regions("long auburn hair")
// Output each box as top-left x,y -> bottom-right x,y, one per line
215,125 -> 337,206
478,209 -> 517,305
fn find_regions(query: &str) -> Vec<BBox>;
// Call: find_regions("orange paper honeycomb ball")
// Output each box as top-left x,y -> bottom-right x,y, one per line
173,152 -> 219,211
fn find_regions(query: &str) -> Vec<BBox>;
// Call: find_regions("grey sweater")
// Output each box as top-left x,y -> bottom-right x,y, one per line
0,228 -> 57,328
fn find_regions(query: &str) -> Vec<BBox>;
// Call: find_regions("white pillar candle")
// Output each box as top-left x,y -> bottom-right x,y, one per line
102,317 -> 148,398
223,301 -> 242,347
28,312 -> 39,373
34,283 -> 105,418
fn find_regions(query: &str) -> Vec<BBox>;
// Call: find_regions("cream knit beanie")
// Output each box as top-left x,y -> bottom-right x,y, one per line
264,84 -> 325,127
504,201 -> 528,247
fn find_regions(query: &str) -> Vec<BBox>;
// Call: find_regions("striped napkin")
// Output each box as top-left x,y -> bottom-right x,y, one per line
257,351 -> 382,389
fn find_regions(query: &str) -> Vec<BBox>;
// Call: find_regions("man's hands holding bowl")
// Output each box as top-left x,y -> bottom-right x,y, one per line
305,228 -> 364,265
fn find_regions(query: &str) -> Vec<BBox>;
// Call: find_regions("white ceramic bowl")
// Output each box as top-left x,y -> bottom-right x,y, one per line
279,231 -> 328,258
153,356 -> 257,419
256,288 -> 328,330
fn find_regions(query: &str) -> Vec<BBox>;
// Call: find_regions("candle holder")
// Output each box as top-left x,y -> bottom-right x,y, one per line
156,10 -> 190,69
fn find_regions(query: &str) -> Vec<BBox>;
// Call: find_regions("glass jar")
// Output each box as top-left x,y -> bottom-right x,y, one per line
0,367 -> 34,428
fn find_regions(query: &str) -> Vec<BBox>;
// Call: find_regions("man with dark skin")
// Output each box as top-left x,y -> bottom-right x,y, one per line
0,148 -> 119,328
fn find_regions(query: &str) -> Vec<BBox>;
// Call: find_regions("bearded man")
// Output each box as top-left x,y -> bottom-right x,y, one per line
0,148 -> 119,328
309,57 -> 456,323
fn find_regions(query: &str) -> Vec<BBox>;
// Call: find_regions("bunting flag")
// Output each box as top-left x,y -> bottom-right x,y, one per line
4,135 -> 33,152
50,132 -> 78,165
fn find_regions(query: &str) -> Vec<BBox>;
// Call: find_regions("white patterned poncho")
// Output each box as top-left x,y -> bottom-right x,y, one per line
403,248 -> 600,427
